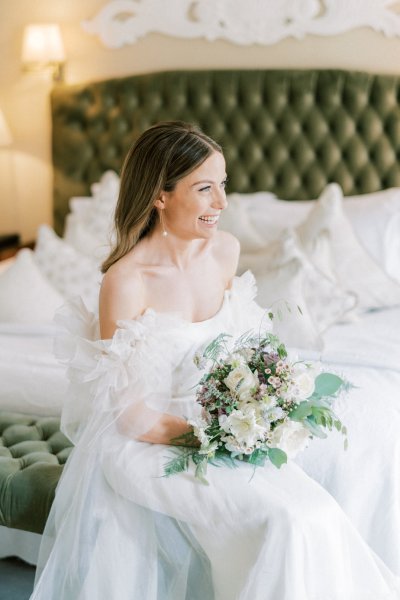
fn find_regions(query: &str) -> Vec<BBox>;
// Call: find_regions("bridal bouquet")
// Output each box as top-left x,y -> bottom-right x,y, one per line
164,330 -> 348,484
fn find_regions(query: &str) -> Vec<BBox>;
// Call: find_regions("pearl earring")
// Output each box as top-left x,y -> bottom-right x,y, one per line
160,210 -> 168,237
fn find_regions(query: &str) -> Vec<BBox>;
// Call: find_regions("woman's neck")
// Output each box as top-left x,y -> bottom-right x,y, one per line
143,225 -> 208,270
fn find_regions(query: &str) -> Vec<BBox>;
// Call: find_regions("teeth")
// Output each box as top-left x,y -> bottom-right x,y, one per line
199,216 -> 219,223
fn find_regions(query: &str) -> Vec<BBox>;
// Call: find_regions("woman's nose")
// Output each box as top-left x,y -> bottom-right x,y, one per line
213,188 -> 228,210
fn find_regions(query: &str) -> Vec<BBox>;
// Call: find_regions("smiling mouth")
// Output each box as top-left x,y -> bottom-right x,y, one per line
199,215 -> 220,224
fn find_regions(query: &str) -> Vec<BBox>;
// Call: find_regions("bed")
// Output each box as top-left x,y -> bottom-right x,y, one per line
0,68 -> 399,569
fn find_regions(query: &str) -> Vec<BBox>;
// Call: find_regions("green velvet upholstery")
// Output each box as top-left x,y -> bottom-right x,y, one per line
0,412 -> 73,534
52,69 -> 400,234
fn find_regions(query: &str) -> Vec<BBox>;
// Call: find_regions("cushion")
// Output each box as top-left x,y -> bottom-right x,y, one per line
64,171 -> 118,259
64,214 -> 111,262
0,412 -> 73,534
343,189 -> 400,283
247,232 -> 322,350
0,249 -> 64,324
240,229 -> 356,349
296,184 -> 400,311
34,225 -> 102,311
231,187 -> 400,282
0,257 -> 15,275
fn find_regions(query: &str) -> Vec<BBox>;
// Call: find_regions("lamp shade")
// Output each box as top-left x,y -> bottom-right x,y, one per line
0,109 -> 12,147
22,24 -> 65,64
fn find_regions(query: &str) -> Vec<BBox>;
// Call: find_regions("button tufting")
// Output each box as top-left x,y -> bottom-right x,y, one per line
51,69 -> 400,234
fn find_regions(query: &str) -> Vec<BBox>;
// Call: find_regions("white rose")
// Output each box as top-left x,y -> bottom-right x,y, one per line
269,421 -> 311,459
293,371 -> 315,400
220,405 -> 266,447
224,365 -> 259,401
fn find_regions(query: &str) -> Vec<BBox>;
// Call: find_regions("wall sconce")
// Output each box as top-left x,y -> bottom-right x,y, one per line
0,108 -> 13,147
21,24 -> 66,82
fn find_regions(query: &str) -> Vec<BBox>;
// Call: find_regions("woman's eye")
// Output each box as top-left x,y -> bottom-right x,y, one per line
199,185 -> 211,192
221,179 -> 228,188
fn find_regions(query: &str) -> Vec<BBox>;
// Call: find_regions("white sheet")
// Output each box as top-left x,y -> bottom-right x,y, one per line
294,306 -> 400,574
298,306 -> 400,370
0,323 -> 67,416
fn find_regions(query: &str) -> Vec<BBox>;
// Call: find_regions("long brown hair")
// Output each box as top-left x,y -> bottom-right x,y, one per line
101,121 -> 222,273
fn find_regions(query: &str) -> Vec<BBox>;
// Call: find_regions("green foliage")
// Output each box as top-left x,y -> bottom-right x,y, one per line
267,448 -> 288,468
247,449 -> 268,467
163,449 -> 192,477
313,373 -> 344,398
203,333 -> 232,363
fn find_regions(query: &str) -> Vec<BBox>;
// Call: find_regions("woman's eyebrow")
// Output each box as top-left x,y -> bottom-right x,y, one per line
191,176 -> 227,187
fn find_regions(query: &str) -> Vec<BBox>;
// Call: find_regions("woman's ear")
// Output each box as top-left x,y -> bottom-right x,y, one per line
154,191 -> 167,210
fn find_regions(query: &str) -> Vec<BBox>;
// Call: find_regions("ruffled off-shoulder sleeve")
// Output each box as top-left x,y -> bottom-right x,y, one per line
54,298 -> 184,444
227,271 -> 272,337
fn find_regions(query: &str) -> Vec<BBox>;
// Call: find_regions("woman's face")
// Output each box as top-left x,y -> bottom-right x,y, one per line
160,151 -> 228,240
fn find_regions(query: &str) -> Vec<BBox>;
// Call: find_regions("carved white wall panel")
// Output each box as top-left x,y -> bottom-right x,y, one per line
82,0 -> 400,48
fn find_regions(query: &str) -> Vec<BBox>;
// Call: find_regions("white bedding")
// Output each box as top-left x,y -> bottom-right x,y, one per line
294,306 -> 400,573
0,323 -> 67,416
302,306 -> 400,371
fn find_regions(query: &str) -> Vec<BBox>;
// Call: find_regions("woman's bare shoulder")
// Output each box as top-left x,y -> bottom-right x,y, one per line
99,258 -> 146,339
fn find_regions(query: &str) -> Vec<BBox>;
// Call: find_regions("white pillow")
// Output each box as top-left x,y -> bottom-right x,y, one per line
0,249 -> 64,323
232,187 -> 400,282
343,188 -> 400,283
0,256 -> 15,275
385,213 -> 400,282
240,229 -> 356,349
296,184 -> 400,310
250,233 -> 322,350
34,225 -> 102,311
64,213 -> 111,262
66,170 -> 118,249
220,192 -> 276,252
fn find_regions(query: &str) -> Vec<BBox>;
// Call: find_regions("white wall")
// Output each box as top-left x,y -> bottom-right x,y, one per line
1,0 -> 400,242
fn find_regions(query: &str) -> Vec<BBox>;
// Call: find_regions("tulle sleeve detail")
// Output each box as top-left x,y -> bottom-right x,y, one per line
54,298 -> 184,444
228,270 -> 272,336
231,270 -> 258,303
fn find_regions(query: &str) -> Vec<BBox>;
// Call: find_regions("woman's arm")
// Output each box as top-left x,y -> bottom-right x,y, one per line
100,267 -> 197,446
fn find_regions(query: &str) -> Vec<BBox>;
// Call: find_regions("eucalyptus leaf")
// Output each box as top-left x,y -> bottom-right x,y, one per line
289,401 -> 313,420
268,448 -> 287,468
305,417 -> 327,438
314,373 -> 344,398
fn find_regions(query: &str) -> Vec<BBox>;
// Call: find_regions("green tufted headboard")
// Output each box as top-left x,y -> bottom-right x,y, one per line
51,69 -> 400,235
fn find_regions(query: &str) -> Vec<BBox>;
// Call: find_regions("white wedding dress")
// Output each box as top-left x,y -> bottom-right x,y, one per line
31,272 -> 400,600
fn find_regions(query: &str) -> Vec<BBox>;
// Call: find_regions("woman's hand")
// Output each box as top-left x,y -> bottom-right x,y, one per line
137,414 -> 200,447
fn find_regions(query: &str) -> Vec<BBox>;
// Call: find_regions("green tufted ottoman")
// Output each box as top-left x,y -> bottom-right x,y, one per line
0,412 -> 73,535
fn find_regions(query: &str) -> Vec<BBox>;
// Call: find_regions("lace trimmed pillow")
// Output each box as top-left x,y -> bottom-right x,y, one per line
239,230 -> 356,350
296,184 -> 400,311
34,225 -> 102,312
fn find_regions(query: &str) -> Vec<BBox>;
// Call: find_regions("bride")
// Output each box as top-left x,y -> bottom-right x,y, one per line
30,121 -> 400,599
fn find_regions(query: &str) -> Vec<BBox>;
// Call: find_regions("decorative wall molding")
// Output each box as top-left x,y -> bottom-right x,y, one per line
82,0 -> 400,48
